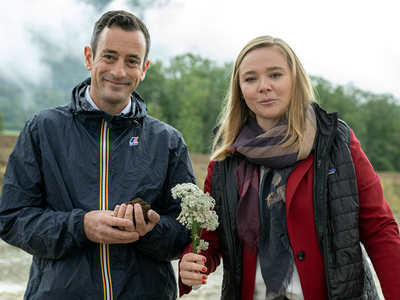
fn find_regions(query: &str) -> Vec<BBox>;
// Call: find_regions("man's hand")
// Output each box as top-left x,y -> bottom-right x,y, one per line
83,210 -> 139,244
113,203 -> 160,237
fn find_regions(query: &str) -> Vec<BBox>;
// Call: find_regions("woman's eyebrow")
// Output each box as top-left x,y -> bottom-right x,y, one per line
240,66 -> 285,77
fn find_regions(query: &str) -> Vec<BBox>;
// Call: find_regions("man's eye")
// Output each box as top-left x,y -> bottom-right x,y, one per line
104,55 -> 113,60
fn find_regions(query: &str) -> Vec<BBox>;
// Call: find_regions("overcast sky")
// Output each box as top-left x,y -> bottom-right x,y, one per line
1,0 -> 400,100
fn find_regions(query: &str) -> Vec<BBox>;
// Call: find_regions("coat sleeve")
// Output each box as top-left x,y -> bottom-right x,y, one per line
178,160 -> 222,297
0,117 -> 89,259
351,129 -> 400,299
132,134 -> 196,262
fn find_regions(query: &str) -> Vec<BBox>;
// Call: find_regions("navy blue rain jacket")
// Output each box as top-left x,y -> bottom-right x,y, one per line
0,78 -> 195,299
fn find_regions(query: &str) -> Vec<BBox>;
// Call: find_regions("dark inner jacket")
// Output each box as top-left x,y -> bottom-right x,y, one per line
210,103 -> 379,300
0,78 -> 195,300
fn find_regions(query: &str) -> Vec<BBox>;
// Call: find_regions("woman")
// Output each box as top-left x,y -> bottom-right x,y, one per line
178,36 -> 400,300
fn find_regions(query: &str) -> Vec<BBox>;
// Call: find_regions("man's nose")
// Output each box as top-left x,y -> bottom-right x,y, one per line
111,59 -> 126,78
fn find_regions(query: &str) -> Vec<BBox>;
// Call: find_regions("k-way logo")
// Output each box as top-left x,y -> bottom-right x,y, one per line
129,137 -> 139,146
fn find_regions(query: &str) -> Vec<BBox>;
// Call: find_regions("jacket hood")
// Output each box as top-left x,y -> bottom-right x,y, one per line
69,77 -> 148,121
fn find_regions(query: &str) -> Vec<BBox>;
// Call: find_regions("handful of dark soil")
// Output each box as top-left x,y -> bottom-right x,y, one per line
124,198 -> 151,225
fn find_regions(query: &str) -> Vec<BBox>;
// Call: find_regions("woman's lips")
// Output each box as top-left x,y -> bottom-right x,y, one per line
259,98 -> 276,104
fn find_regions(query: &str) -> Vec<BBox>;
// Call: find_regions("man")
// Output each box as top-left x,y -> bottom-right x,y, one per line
0,10 -> 195,299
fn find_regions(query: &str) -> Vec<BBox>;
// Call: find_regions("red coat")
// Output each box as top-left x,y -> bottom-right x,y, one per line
179,130 -> 400,299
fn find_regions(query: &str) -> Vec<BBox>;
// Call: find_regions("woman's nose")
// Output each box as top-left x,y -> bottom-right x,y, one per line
258,78 -> 272,92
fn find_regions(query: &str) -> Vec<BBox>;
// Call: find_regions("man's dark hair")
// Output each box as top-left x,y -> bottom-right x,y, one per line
90,10 -> 151,65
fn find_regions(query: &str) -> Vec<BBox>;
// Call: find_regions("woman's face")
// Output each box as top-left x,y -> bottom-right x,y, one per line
239,46 -> 292,132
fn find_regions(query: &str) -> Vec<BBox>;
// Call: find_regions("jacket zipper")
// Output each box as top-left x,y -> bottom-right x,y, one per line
320,120 -> 338,300
99,120 -> 113,300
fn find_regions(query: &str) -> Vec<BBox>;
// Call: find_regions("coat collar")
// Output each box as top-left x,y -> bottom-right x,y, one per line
286,153 -> 314,210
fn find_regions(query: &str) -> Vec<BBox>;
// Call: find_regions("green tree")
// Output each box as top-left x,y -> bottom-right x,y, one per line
138,54 -> 231,153
0,75 -> 72,132
0,76 -> 30,131
2,49 -> 400,169
312,76 -> 366,138
359,95 -> 400,171
312,75 -> 400,171
136,61 -> 168,122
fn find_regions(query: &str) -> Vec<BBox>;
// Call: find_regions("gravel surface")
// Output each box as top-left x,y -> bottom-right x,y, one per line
0,240 -> 30,300
0,239 -> 384,300
0,238 -> 223,300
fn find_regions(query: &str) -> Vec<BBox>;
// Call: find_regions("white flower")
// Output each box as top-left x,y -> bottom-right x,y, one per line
172,183 -> 219,253
196,239 -> 209,253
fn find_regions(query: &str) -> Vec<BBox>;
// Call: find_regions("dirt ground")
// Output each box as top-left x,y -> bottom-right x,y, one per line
0,135 -> 18,149
188,153 -> 211,191
0,136 -> 17,191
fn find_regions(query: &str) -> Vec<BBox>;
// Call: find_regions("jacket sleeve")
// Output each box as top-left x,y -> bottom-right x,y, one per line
351,129 -> 400,299
132,134 -> 196,262
0,117 -> 89,259
178,160 -> 222,297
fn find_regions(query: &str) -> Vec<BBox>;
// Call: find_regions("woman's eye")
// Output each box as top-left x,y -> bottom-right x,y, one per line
271,73 -> 282,78
245,77 -> 255,83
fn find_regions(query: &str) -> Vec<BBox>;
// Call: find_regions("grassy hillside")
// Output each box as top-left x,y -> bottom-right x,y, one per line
1,135 -> 399,216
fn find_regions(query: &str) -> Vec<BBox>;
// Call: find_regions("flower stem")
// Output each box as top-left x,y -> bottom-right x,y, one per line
192,221 -> 200,253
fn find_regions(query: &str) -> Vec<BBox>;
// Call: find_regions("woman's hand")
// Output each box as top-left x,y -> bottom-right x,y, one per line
180,253 -> 208,286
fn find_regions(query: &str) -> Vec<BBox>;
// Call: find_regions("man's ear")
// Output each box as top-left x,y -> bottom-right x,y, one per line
84,46 -> 93,71
140,59 -> 150,81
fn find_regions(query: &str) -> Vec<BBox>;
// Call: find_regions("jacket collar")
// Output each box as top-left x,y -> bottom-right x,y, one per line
68,78 -> 148,128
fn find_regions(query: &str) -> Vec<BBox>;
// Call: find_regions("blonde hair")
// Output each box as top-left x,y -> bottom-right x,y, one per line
211,36 -> 315,161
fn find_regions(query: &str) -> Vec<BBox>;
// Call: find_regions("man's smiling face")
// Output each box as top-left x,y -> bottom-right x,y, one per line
84,26 -> 150,114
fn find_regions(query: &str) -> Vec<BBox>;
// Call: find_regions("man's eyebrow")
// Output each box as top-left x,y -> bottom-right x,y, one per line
101,49 -> 119,55
101,49 -> 142,62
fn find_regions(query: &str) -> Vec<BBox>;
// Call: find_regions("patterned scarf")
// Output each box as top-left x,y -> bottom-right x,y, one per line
227,105 -> 316,298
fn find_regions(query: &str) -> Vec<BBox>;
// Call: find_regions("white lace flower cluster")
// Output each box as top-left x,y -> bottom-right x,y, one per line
171,183 -> 219,253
